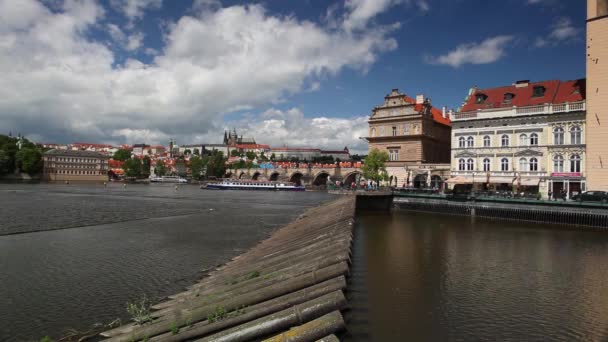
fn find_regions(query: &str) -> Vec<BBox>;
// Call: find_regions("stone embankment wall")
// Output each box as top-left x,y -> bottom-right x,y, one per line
101,196 -> 355,342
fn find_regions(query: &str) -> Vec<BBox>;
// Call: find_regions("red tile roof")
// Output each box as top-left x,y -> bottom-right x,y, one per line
271,147 -> 321,152
237,144 -> 270,149
461,79 -> 585,112
402,96 -> 451,126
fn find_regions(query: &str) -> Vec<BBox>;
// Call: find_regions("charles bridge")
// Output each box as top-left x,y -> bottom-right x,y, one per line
227,167 -> 364,187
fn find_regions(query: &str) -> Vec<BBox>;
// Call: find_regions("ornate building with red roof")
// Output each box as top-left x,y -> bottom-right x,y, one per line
449,79 -> 586,199
366,89 -> 452,188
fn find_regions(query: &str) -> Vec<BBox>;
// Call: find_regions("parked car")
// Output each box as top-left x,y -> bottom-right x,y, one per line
571,191 -> 608,203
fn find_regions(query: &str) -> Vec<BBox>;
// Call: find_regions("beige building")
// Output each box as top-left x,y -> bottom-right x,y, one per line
586,0 -> 608,190
43,149 -> 109,182
367,89 -> 452,187
449,79 -> 586,199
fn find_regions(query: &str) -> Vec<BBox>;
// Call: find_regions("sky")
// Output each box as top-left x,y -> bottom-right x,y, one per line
0,0 -> 586,153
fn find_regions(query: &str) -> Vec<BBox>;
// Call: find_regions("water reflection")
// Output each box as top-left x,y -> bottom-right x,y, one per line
345,210 -> 608,341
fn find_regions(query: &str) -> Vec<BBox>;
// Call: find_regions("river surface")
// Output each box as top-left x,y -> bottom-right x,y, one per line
0,183 -> 335,341
345,210 -> 608,341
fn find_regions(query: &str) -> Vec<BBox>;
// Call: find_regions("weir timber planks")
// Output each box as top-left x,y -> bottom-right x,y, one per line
101,197 -> 355,341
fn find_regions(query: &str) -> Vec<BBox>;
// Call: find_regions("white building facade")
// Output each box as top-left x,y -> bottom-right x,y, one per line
449,79 -> 586,199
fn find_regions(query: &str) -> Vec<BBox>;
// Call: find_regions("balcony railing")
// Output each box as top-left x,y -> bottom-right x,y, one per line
452,101 -> 585,121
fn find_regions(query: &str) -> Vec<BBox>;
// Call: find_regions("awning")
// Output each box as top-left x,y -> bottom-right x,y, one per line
514,178 -> 540,186
487,177 -> 515,184
446,176 -> 473,184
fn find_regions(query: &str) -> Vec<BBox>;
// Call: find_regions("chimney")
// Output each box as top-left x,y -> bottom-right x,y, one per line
416,94 -> 424,104
448,109 -> 454,119
442,106 -> 447,118
515,80 -> 530,88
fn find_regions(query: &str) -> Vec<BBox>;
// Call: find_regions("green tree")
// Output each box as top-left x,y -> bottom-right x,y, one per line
190,156 -> 204,179
123,158 -> 142,178
184,149 -> 191,155
142,156 -> 151,178
230,149 -> 240,157
0,149 -> 10,175
193,148 -> 200,156
113,149 -> 131,161
205,150 -> 226,178
362,148 -> 389,183
154,160 -> 167,176
15,147 -> 42,175
245,151 -> 257,161
259,151 -> 268,161
270,153 -> 276,162
175,160 -> 187,177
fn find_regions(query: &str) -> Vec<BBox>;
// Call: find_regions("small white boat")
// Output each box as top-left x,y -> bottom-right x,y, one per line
150,176 -> 188,184
204,179 -> 305,191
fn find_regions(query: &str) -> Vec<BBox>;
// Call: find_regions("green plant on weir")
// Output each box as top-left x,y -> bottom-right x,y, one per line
170,321 -> 179,335
126,295 -> 152,325
39,336 -> 54,342
247,271 -> 260,279
207,306 -> 227,323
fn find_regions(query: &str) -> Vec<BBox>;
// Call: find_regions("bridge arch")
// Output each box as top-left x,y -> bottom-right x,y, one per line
343,171 -> 363,187
414,173 -> 427,188
252,171 -> 261,180
289,172 -> 304,186
312,171 -> 330,186
269,171 -> 280,181
239,172 -> 247,179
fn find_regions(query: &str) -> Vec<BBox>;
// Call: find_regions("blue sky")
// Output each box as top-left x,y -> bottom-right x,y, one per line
0,0 -> 587,152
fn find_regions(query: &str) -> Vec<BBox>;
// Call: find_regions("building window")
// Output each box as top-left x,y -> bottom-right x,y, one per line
570,126 -> 582,145
483,158 -> 491,171
458,159 -> 465,171
458,137 -> 465,148
519,158 -> 528,172
532,85 -> 546,97
371,128 -> 376,137
501,158 -> 509,171
554,127 -> 564,145
467,136 -> 474,147
466,159 -> 474,171
503,92 -> 515,104
380,127 -> 385,136
403,125 -> 409,135
530,133 -> 539,145
389,149 -> 399,161
570,154 -> 581,173
519,134 -> 528,146
392,126 -> 397,136
529,158 -> 538,171
483,136 -> 491,147
553,155 -> 564,173
501,135 -> 509,147
475,93 -> 488,104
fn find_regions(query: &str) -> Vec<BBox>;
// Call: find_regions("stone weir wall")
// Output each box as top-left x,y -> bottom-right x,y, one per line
394,197 -> 608,229
101,196 -> 355,342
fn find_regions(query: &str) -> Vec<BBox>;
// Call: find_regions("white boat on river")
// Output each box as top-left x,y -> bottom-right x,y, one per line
150,176 -> 188,183
204,179 -> 305,191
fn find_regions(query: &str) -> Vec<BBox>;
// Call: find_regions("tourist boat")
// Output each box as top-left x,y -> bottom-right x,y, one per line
204,179 -> 305,191
149,175 -> 188,184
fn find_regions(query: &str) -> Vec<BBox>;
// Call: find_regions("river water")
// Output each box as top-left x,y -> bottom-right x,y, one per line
345,210 -> 608,341
0,183 -> 334,341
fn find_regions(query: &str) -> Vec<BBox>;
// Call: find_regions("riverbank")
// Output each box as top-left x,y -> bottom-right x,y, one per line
100,196 -> 355,341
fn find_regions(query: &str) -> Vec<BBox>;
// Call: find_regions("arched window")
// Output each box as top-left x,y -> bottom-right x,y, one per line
371,128 -> 376,137
392,126 -> 397,136
501,135 -> 510,147
467,136 -> 474,147
554,127 -> 564,145
519,134 -> 528,146
553,155 -> 564,173
467,159 -> 474,171
403,125 -> 409,135
459,137 -> 466,148
529,158 -> 538,171
570,154 -> 581,173
519,158 -> 528,171
458,159 -> 465,171
380,127 -> 385,136
483,136 -> 491,147
530,133 -> 539,145
501,158 -> 509,171
570,126 -> 582,145
483,158 -> 491,172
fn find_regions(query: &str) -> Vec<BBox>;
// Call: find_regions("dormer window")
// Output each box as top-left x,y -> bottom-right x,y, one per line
475,93 -> 488,104
532,86 -> 546,97
503,93 -> 515,104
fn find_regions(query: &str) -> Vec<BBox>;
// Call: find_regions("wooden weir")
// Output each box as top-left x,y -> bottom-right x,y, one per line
100,196 -> 356,342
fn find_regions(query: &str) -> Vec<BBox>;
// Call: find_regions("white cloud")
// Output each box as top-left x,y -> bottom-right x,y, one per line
107,23 -> 144,51
110,0 -> 162,20
425,35 -> 514,68
0,0 -> 397,146
229,108 -> 370,154
341,0 -> 428,32
534,17 -> 580,48
126,31 -> 144,51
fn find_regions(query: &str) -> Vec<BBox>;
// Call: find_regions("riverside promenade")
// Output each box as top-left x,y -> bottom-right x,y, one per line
101,196 -> 355,341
